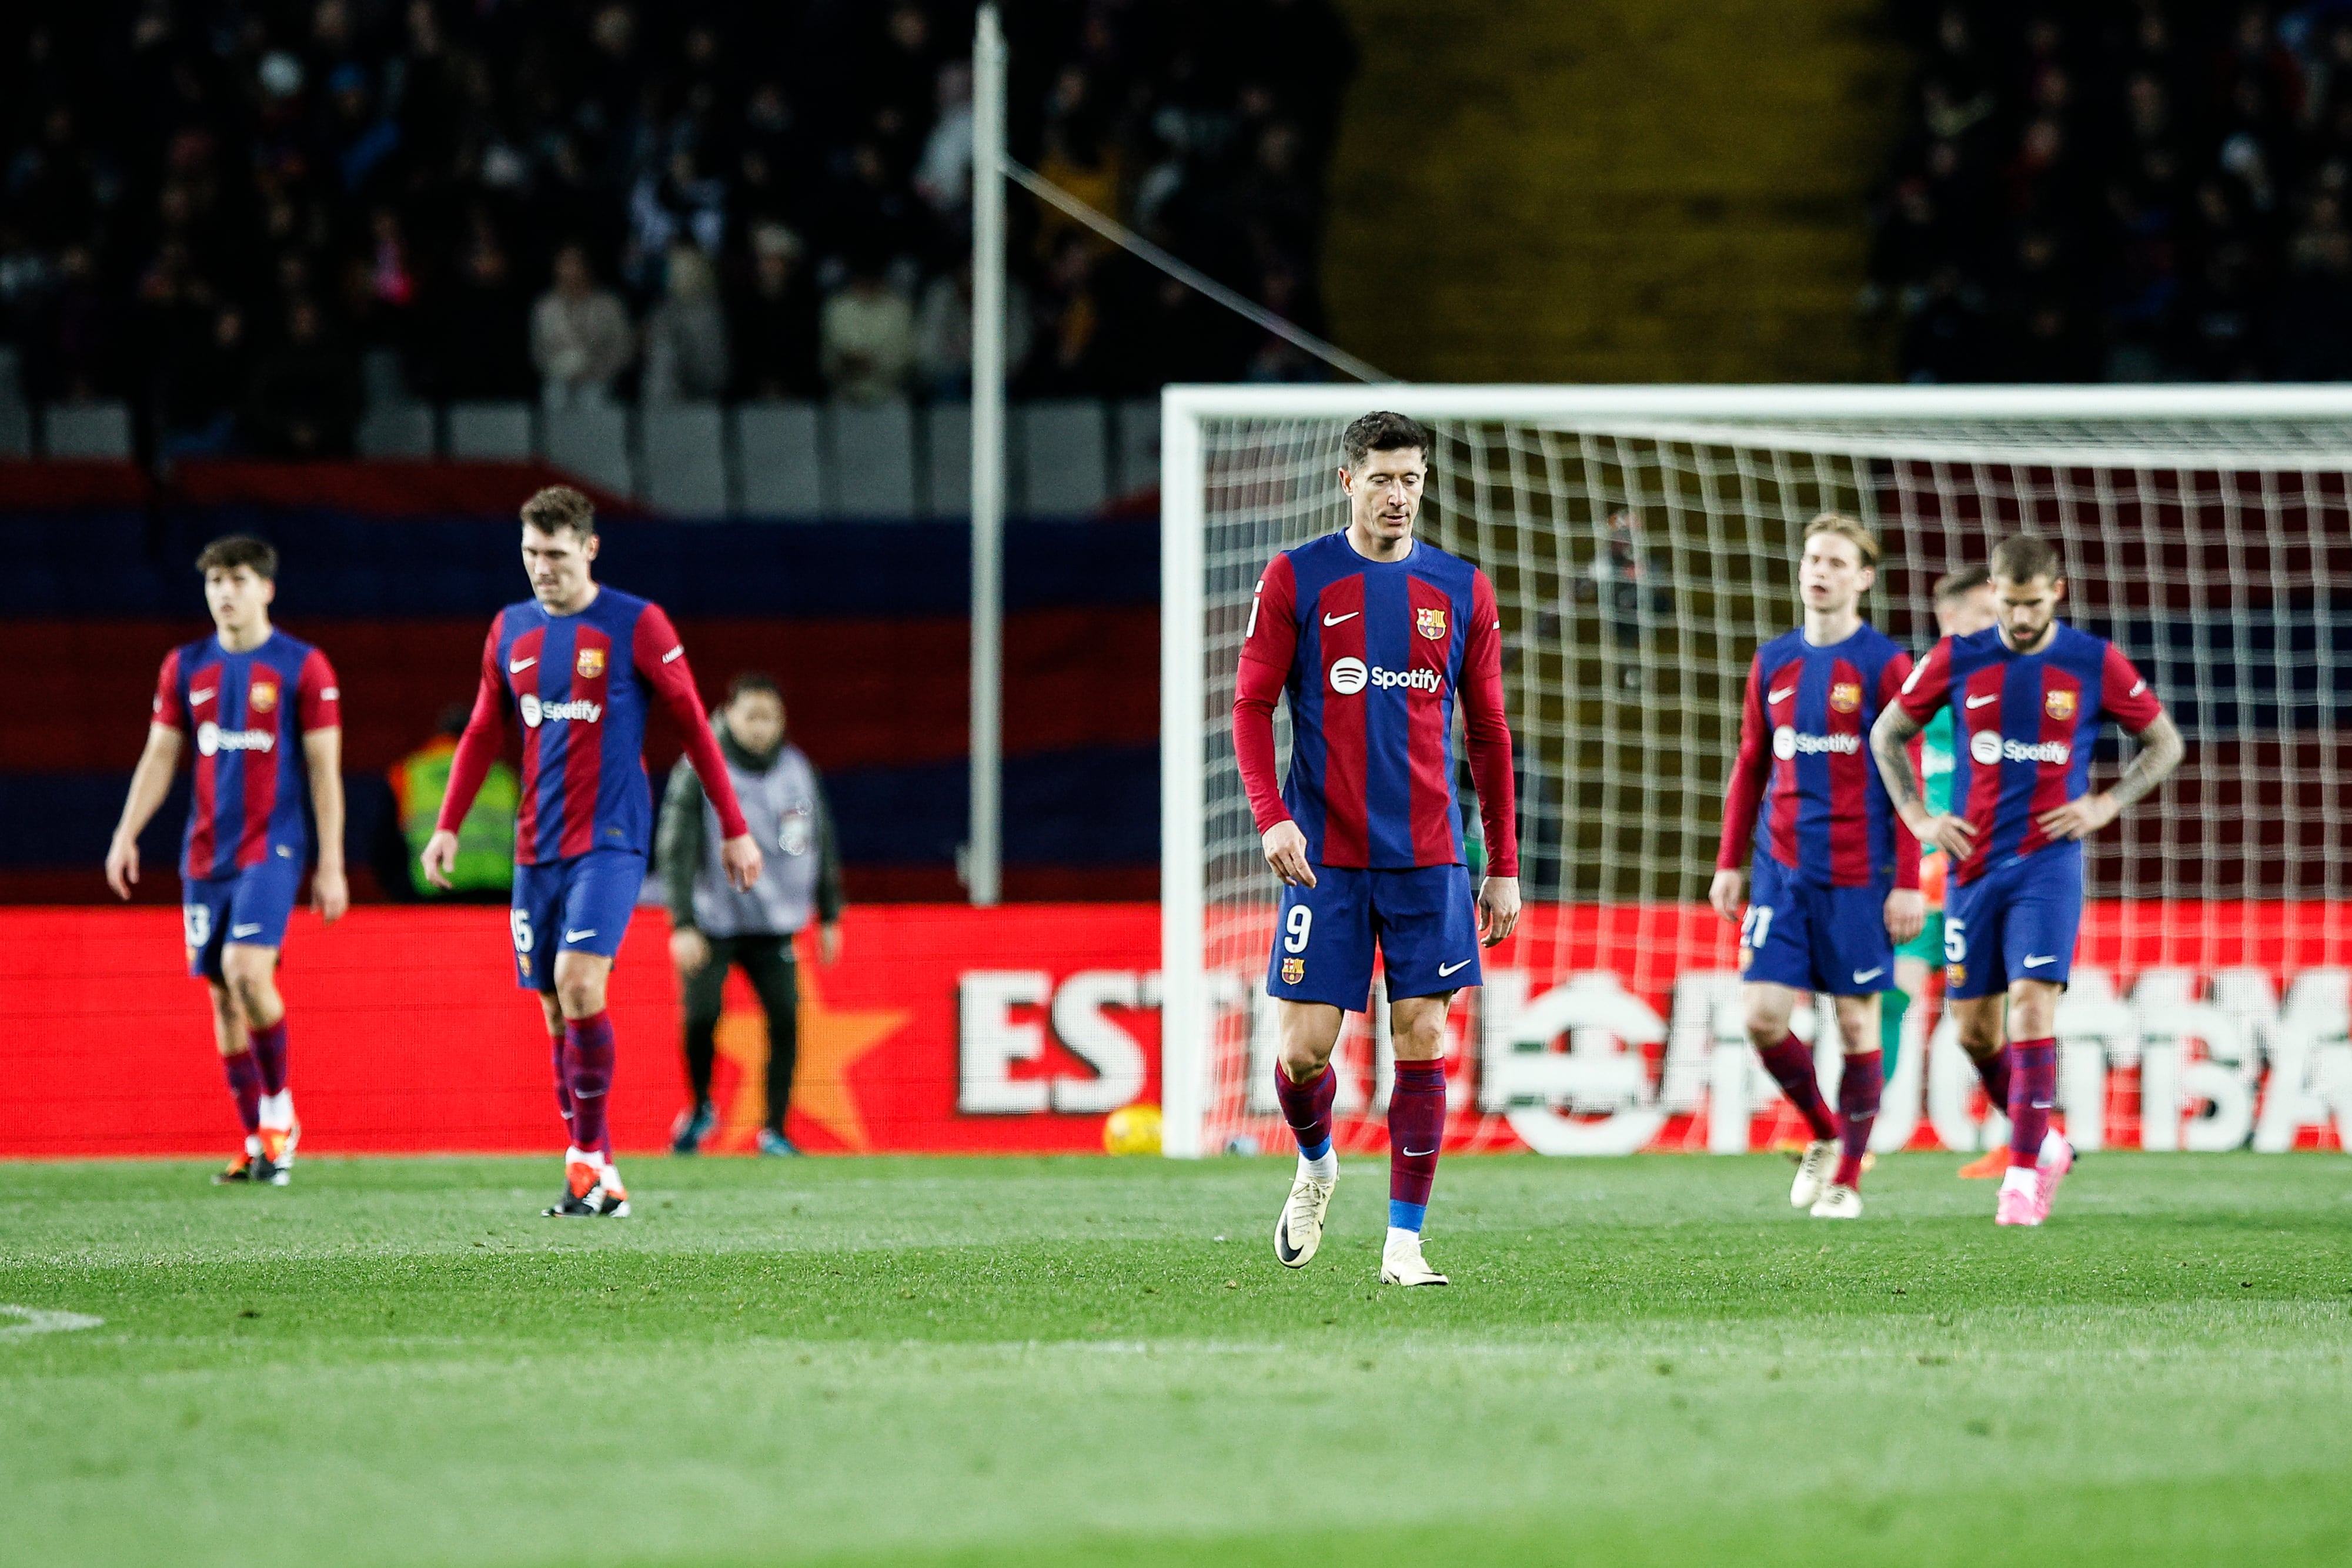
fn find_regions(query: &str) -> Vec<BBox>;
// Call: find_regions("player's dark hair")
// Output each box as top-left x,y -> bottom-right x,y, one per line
1933,564 -> 1991,603
520,484 -> 597,538
1990,533 -> 2063,584
1341,411 -> 1431,471
726,671 -> 782,705
195,534 -> 278,580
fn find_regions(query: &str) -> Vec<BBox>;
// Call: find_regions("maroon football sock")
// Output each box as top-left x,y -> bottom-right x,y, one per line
222,1049 -> 262,1136
1387,1060 -> 1446,1221
1834,1049 -> 1883,1188
1968,1046 -> 2010,1110
1273,1060 -> 1338,1161
249,1017 -> 289,1096
2006,1039 -> 2057,1164
550,1030 -> 577,1147
566,1011 -> 617,1156
1757,1034 -> 1837,1142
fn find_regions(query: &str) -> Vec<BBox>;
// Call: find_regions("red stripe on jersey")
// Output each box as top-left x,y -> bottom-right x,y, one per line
1827,656 -> 1871,884
186,660 -> 221,874
557,626 -> 612,858
1763,663 -> 1802,866
2016,666 -> 2086,860
1405,575 -> 1456,864
510,627 -> 547,857
1317,575 -> 1369,865
1955,666 -> 2007,882
237,663 -> 286,868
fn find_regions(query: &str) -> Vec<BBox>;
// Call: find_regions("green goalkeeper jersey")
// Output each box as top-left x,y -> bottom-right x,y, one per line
1921,706 -> 1955,817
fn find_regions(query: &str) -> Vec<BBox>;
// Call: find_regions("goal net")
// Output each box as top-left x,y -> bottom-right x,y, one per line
1158,386 -> 2352,1160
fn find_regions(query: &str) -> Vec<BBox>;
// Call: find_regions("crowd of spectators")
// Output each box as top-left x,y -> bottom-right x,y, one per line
0,0 -> 1355,459
1870,2 -> 2352,382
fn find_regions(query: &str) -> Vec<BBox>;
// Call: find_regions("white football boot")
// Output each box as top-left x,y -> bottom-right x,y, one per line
1809,1183 -> 1862,1219
1273,1172 -> 1336,1268
1378,1229 -> 1449,1286
1790,1140 -> 1839,1208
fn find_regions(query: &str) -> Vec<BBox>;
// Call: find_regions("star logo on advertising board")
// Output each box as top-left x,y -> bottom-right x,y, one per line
709,961 -> 910,1152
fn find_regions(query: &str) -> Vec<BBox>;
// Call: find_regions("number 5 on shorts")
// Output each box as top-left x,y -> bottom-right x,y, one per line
1282,904 -> 1312,954
1943,917 -> 1966,965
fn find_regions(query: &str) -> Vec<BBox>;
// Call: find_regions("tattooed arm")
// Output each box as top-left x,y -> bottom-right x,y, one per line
2037,712 -> 2184,841
1872,701 -> 1976,859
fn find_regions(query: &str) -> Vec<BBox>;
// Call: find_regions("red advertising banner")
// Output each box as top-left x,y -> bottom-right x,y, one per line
1,905 -> 1159,1159
5,902 -> 2346,1161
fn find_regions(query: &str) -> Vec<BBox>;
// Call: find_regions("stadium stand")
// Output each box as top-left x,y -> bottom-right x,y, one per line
1870,2 -> 2352,383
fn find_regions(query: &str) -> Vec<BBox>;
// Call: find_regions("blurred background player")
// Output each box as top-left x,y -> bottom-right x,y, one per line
1888,567 -> 2002,1174
105,535 -> 346,1185
1876,534 -> 2183,1226
421,486 -> 760,1218
1710,514 -> 1923,1219
1233,411 -> 1522,1288
657,671 -> 844,1158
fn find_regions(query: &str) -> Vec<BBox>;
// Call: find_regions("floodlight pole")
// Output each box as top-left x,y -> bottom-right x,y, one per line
968,2 -> 1006,908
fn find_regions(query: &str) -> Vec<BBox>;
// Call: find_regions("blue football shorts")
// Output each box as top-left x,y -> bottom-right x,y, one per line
1266,862 -> 1482,1012
1942,849 -> 2083,1000
182,855 -> 305,981
1739,852 -> 1896,997
509,848 -> 644,992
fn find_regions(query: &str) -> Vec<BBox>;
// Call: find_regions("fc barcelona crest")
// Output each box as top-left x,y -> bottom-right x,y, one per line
1281,957 -> 1306,985
2044,688 -> 2077,721
575,646 -> 606,680
1829,682 -> 1862,713
1416,607 -> 1448,641
249,681 -> 278,713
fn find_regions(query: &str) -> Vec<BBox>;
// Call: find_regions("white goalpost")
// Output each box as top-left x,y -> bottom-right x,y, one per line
1160,385 -> 2352,1161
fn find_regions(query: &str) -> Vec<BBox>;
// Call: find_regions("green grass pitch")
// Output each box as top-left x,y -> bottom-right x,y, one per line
4,1152 -> 2349,1567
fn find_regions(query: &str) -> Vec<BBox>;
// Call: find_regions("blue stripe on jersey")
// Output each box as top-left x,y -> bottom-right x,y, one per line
1362,566 -> 1413,865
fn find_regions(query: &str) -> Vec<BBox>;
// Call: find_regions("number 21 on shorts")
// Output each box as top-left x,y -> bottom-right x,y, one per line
1739,904 -> 1773,957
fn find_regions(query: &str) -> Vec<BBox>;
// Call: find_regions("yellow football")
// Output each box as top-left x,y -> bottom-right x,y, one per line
1102,1103 -> 1163,1156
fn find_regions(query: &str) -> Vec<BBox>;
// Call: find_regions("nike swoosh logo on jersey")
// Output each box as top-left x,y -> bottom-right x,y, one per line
2023,954 -> 2056,967
564,929 -> 598,942
1438,958 -> 1472,977
230,923 -> 262,938
1769,686 -> 1795,703
663,646 -> 685,663
510,657 -> 536,673
1322,611 -> 1359,627
1852,967 -> 1885,985
189,687 -> 216,703
1966,694 -> 1999,708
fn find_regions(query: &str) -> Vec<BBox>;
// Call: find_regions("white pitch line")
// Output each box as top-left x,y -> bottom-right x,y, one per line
0,1305 -> 104,1340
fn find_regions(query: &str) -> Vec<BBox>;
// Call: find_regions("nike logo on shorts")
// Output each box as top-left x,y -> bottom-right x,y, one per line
2023,954 -> 2056,967
1438,958 -> 1472,977
1852,967 -> 1885,985
230,923 -> 262,938
510,657 -> 536,673
1966,694 -> 1999,708
564,929 -> 598,942
1769,686 -> 1795,703
1322,611 -> 1359,627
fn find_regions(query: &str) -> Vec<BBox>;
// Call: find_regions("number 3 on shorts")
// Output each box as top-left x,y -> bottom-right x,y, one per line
1282,904 -> 1311,954
510,908 -> 534,955
1943,916 -> 1966,965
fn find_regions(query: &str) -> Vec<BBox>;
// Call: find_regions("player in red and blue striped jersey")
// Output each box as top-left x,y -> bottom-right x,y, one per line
1873,533 -> 2183,1226
423,486 -> 760,1218
1233,412 -> 1521,1288
106,535 -> 348,1186
1710,514 -> 1924,1219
